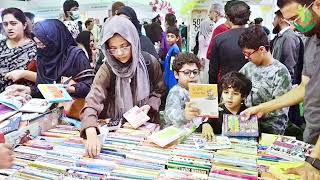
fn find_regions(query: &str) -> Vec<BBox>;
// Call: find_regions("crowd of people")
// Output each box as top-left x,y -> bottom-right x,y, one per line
0,0 -> 319,178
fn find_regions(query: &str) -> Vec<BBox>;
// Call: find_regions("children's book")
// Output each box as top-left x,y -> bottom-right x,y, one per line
37,84 -> 72,103
222,114 -> 259,137
149,126 -> 187,147
268,161 -> 304,180
0,113 -> 22,134
267,136 -> 314,161
188,83 -> 219,118
123,106 -> 150,129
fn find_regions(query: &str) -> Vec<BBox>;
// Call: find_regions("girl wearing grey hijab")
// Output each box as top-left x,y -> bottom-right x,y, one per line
80,16 -> 165,158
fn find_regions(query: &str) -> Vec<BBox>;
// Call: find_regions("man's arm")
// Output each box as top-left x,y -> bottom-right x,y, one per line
241,75 -> 310,119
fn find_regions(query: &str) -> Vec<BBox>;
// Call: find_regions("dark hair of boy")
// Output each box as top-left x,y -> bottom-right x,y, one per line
166,26 -> 180,37
172,53 -> 202,72
165,13 -> 177,27
220,71 -> 252,98
238,25 -> 270,51
85,19 -> 93,28
63,0 -> 79,16
111,1 -> 125,16
225,0 -> 251,25
277,0 -> 313,8
254,17 -> 263,24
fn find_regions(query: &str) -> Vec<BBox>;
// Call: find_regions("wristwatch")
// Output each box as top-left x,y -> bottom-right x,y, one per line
305,156 -> 320,170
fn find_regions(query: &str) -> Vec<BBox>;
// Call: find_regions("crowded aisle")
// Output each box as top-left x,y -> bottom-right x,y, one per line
0,0 -> 319,179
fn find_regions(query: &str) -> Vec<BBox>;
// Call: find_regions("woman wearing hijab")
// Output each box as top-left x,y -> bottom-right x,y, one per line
80,16 -> 165,158
117,6 -> 159,60
9,19 -> 93,98
198,19 -> 214,83
1,8 -> 37,92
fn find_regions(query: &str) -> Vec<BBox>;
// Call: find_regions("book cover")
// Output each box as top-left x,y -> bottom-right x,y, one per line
193,136 -> 231,150
149,126 -> 187,147
19,98 -> 52,113
0,91 -> 25,110
267,136 -> 314,161
188,83 -> 219,118
0,104 -> 17,122
0,113 -> 22,134
268,161 -> 303,180
222,114 -> 259,137
37,84 -> 72,103
123,106 -> 150,129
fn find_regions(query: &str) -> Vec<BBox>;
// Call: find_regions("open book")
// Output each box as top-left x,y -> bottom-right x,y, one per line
149,126 -> 187,147
37,84 -> 72,103
123,106 -> 150,129
188,83 -> 219,118
222,114 -> 259,137
0,91 -> 52,114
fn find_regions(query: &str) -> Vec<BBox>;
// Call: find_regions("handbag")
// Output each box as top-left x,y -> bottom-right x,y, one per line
61,69 -> 95,120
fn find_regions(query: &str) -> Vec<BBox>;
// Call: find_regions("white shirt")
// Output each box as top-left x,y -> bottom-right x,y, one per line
214,18 -> 226,29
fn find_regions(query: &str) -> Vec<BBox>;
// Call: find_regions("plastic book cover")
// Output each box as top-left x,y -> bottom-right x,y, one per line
222,114 -> 259,137
37,84 -> 72,103
149,126 -> 187,147
19,98 -> 52,113
0,113 -> 22,134
188,83 -> 219,118
123,106 -> 150,129
193,136 -> 231,150
0,104 -> 17,122
267,136 -> 314,161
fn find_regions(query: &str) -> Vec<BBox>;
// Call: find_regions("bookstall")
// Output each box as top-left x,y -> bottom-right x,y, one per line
0,106 -> 311,179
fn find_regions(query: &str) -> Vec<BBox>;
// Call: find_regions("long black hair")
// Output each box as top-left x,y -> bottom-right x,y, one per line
76,31 -> 93,62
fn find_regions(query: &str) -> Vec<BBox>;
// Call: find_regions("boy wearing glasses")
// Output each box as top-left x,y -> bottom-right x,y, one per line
163,26 -> 180,90
239,25 -> 292,135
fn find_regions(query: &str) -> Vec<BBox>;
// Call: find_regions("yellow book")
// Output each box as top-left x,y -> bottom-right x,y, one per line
189,83 -> 219,118
268,161 -> 303,180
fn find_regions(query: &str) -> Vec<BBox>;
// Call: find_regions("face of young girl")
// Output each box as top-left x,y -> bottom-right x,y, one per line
107,34 -> 132,63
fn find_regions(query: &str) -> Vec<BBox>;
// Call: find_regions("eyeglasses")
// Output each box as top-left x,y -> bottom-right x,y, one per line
179,69 -> 200,77
242,49 -> 259,59
286,2 -> 315,32
167,34 -> 176,39
107,45 -> 131,55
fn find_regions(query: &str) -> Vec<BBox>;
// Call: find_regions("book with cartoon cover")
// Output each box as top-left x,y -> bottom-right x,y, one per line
37,84 -> 72,103
222,114 -> 259,137
188,83 -> 219,118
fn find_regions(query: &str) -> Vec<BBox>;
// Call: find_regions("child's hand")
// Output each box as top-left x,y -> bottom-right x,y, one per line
202,123 -> 215,141
184,102 -> 200,121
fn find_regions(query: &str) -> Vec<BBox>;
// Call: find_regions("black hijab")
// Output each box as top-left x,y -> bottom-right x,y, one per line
117,6 -> 142,35
32,19 -> 83,84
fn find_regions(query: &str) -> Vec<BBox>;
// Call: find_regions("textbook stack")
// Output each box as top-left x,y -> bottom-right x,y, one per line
209,137 -> 259,180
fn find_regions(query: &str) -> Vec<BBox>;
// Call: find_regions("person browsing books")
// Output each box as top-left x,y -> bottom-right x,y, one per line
0,144 -> 13,169
6,19 -> 93,98
80,16 -> 165,158
239,25 -> 292,135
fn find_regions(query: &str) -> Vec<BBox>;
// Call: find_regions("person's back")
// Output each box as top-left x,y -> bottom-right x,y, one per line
209,0 -> 251,84
209,28 -> 247,84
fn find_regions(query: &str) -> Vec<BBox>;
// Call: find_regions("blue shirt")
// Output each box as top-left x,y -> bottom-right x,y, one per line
163,44 -> 180,90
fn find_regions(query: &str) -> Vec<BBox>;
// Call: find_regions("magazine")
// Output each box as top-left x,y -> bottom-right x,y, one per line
188,83 -> 219,118
222,114 -> 259,137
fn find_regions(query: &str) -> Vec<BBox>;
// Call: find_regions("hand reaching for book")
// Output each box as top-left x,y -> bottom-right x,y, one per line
184,102 -> 200,121
84,127 -> 101,158
240,105 -> 264,121
0,144 -> 13,169
202,123 -> 215,142
285,162 -> 320,180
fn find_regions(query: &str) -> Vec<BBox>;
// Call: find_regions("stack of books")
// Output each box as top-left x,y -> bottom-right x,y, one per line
209,137 -> 259,180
